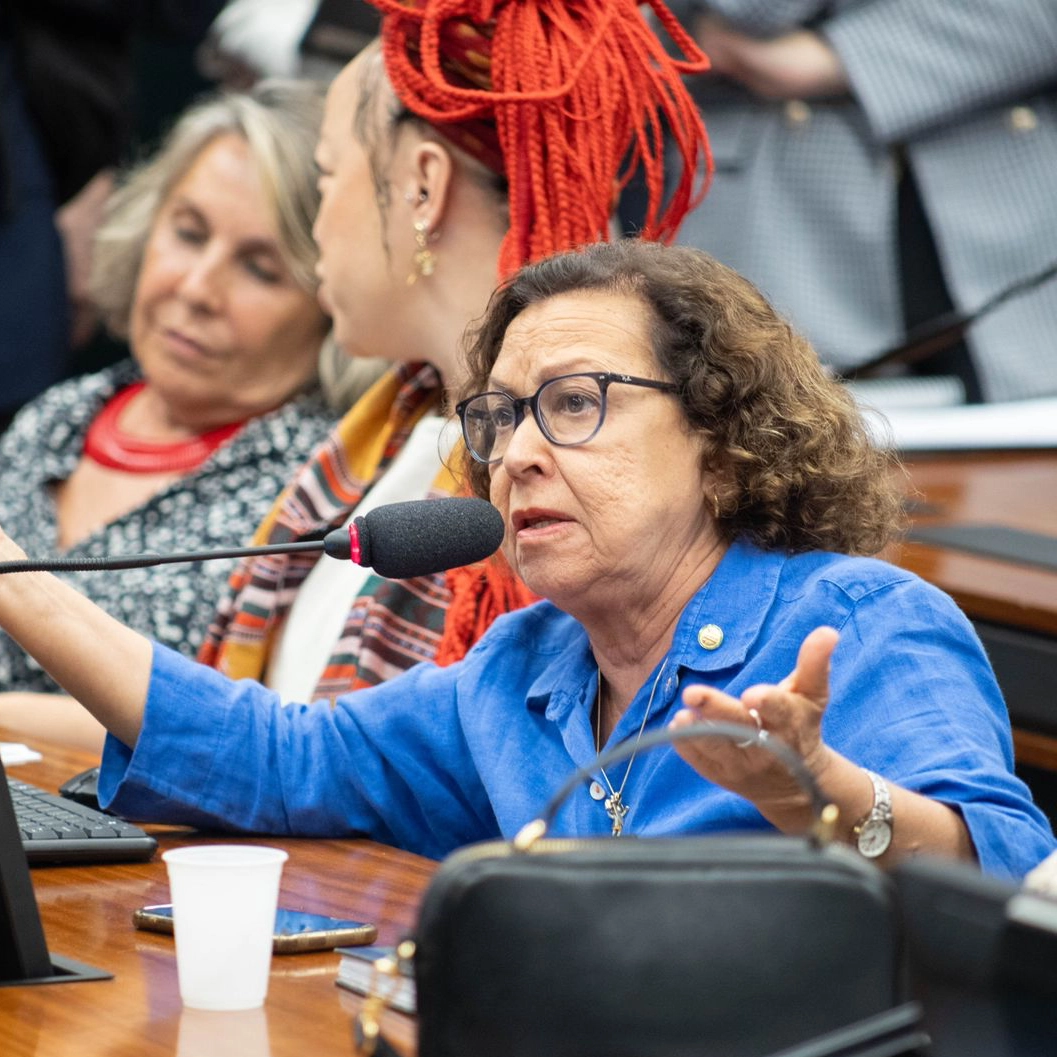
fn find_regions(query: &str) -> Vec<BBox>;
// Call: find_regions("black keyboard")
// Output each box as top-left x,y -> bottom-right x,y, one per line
8,777 -> 157,865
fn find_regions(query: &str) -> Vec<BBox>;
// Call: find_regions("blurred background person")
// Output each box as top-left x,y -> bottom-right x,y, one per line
197,0 -> 381,87
666,1 -> 1057,404
195,0 -> 390,419
0,1 -> 228,432
0,80 -> 336,747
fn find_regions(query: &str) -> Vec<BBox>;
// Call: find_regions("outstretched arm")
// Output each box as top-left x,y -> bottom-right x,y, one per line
0,529 -> 151,748
671,626 -> 976,865
0,693 -> 107,753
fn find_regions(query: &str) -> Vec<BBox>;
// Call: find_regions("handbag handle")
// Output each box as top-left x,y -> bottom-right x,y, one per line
515,720 -> 838,850
354,724 -> 838,1055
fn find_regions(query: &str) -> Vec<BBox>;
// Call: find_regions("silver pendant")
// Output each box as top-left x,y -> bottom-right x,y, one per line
604,792 -> 628,836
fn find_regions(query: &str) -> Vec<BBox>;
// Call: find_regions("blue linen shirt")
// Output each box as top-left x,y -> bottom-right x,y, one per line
100,538 -> 1056,879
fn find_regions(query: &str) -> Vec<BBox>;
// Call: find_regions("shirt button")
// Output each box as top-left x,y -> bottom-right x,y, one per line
1008,106 -> 1038,133
784,100 -> 812,127
589,781 -> 607,801
664,675 -> 677,695
697,624 -> 724,651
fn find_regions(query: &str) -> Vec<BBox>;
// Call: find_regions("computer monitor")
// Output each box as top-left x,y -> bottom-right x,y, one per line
0,754 -> 110,986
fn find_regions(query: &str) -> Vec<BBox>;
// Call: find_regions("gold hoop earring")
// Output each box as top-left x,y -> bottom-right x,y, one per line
407,219 -> 437,285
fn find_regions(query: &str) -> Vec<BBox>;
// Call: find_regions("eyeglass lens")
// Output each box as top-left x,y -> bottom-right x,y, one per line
463,375 -> 606,462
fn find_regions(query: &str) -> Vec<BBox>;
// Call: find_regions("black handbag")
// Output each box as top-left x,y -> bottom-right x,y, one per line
358,722 -> 910,1057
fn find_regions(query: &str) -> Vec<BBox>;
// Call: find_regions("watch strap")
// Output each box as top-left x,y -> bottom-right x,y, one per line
853,770 -> 893,858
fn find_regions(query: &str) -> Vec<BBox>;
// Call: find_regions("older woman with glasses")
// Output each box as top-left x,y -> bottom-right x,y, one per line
0,240 -> 1052,880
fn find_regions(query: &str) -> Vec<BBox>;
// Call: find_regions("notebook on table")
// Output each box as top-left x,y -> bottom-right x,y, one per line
336,943 -> 416,1014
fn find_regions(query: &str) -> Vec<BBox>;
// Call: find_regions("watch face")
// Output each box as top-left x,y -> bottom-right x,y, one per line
857,818 -> 892,858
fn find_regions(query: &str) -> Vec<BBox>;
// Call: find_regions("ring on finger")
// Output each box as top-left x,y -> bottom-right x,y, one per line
734,707 -> 764,748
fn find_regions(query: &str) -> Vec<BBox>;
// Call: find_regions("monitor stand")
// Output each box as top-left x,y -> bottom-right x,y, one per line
0,955 -> 112,988
0,758 -> 112,986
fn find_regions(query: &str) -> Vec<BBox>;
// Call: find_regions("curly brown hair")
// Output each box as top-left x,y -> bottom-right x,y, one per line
458,240 -> 906,556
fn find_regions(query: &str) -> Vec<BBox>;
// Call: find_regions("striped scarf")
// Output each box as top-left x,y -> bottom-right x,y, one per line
198,361 -> 457,697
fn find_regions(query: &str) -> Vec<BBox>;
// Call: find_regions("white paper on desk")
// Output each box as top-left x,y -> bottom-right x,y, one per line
857,396 -> 1057,453
1,742 -> 43,765
847,376 -> 965,412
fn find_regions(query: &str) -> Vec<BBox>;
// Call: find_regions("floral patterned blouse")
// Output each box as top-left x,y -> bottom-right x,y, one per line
0,359 -> 336,693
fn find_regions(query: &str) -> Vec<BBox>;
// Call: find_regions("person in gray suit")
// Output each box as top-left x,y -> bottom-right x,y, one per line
668,1 -> 1057,403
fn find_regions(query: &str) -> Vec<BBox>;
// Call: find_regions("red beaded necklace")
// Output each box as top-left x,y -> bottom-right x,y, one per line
83,382 -> 245,474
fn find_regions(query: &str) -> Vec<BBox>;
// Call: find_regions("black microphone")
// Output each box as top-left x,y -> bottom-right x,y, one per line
0,497 -> 506,580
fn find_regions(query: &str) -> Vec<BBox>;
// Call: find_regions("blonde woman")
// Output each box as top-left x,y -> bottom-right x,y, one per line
0,80 -> 336,744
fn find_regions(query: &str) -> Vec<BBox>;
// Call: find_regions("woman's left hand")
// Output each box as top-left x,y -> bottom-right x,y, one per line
670,625 -> 842,832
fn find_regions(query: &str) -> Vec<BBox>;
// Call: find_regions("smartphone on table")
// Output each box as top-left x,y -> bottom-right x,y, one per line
133,904 -> 377,954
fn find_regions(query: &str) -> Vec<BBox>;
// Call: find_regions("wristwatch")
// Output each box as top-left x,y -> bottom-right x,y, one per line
852,770 -> 893,859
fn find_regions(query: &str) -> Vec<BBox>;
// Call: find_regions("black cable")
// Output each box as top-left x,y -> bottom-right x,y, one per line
535,720 -> 828,836
840,257 -> 1057,382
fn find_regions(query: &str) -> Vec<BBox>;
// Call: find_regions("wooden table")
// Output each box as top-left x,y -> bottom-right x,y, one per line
892,451 -> 1057,636
888,451 -> 1057,811
5,739 -> 1054,1057
0,738 -> 436,1057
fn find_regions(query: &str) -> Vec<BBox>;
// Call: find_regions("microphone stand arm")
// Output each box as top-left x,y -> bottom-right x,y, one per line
839,257 -> 1057,382
0,540 -> 328,575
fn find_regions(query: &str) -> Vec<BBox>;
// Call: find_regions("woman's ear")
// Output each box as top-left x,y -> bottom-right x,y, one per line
405,140 -> 455,232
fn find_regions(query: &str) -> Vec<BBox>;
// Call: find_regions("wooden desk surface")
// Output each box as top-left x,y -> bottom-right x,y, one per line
889,451 -> 1057,777
1,739 -> 436,1057
891,451 -> 1057,637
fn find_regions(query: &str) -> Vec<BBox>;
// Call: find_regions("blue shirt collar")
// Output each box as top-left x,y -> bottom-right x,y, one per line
525,537 -> 787,718
668,537 -> 786,674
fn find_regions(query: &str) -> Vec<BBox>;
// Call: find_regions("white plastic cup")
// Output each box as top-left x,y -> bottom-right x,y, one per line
163,844 -> 288,1011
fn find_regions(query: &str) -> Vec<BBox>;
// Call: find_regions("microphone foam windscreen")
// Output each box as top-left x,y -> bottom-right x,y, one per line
356,498 -> 505,579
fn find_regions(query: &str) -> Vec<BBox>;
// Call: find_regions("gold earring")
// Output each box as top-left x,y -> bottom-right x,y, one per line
712,492 -> 721,520
407,219 -> 437,285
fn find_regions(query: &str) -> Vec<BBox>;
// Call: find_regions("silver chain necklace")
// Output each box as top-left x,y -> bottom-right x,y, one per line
594,658 -> 669,836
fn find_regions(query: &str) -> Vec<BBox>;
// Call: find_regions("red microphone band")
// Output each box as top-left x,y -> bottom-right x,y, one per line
346,523 -> 363,566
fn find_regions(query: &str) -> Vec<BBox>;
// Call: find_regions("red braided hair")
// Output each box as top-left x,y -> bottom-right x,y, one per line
370,0 -> 712,277
366,0 -> 713,664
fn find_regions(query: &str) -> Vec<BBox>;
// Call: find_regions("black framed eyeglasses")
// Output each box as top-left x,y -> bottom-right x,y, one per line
456,371 -> 679,465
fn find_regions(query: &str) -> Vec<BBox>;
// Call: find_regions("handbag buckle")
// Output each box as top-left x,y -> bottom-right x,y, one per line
812,802 -> 841,847
353,940 -> 417,1057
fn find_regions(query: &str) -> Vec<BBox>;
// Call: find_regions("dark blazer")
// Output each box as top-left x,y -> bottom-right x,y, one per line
0,1 -> 226,418
5,1 -> 225,205
672,0 -> 1057,402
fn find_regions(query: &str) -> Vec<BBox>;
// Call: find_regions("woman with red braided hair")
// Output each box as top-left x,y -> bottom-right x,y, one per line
192,0 -> 712,705
0,1 -> 710,749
